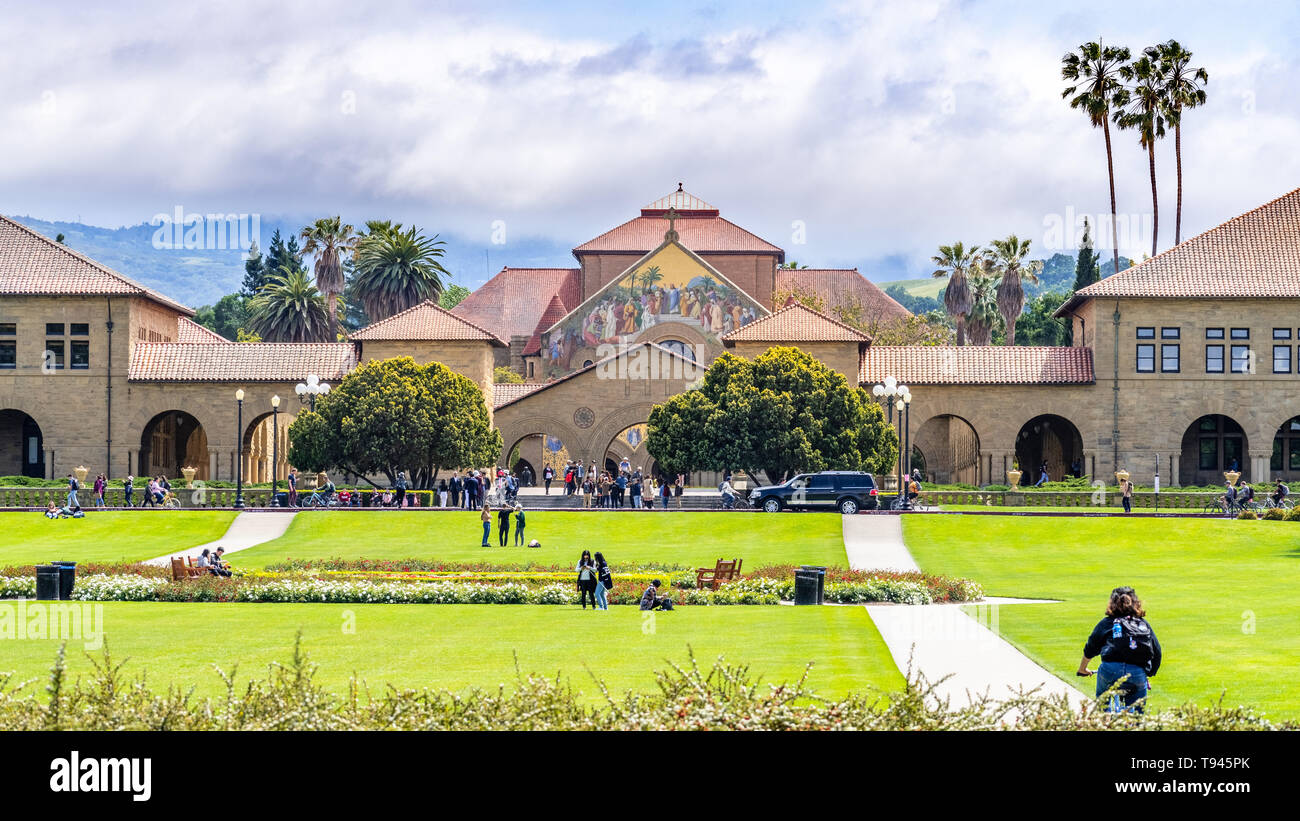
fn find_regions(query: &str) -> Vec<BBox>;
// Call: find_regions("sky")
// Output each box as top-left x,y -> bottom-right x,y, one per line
1,0 -> 1298,285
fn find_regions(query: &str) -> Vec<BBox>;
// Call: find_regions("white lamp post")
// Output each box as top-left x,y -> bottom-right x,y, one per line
295,373 -> 331,412
873,377 -> 911,506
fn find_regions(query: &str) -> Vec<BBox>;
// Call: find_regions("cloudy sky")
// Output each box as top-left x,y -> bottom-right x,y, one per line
1,0 -> 1297,284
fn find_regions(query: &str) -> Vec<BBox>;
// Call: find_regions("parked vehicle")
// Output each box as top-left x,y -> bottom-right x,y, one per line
749,471 -> 878,514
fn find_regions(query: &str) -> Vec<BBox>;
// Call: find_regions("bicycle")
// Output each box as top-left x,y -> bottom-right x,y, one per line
160,491 -> 181,509
717,493 -> 751,510
304,490 -> 338,508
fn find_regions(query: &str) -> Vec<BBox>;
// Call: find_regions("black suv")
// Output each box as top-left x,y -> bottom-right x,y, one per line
748,471 -> 878,514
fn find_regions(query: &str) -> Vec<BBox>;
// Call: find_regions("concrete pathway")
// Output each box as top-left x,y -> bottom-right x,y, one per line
143,511 -> 297,566
841,514 -> 918,571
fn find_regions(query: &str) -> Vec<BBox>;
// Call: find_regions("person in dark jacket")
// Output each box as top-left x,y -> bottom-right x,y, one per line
576,550 -> 598,609
592,551 -> 612,610
393,471 -> 408,508
1077,586 -> 1162,713
497,504 -> 512,546
638,579 -> 672,611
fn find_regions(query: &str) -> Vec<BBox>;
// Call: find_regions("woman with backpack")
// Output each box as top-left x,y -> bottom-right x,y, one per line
576,550 -> 598,609
1077,586 -> 1162,713
592,551 -> 612,610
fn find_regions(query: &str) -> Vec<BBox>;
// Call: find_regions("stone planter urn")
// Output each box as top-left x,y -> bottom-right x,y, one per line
74,465 -> 89,484
1224,470 -> 1241,486
1006,468 -> 1023,489
181,465 -> 197,487
1114,469 -> 1130,486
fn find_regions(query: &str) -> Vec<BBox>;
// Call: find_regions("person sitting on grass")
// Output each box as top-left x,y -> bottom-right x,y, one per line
638,578 -> 672,611
45,500 -> 62,519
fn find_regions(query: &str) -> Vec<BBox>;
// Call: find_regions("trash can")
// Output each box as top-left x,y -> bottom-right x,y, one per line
273,492 -> 289,508
793,568 -> 820,606
52,561 -> 76,600
800,565 -> 827,604
35,565 -> 61,601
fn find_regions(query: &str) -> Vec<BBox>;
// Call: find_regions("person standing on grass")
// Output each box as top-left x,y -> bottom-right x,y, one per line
1120,476 -> 1133,514
65,473 -> 79,509
123,473 -> 134,508
93,473 -> 106,508
576,550 -> 598,609
480,502 -> 492,547
1077,586 -> 1162,714
497,503 -> 512,546
514,504 -> 526,546
593,551 -> 611,610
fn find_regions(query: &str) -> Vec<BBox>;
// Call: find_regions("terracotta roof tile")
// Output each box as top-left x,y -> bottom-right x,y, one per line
176,317 -> 229,343
1062,186 -> 1300,312
859,346 -> 1094,386
721,302 -> 870,344
521,294 -> 569,356
493,382 -> 545,408
350,299 -> 504,345
0,215 -> 194,315
129,342 -> 356,382
574,216 -> 782,254
775,269 -> 911,324
451,267 -> 580,342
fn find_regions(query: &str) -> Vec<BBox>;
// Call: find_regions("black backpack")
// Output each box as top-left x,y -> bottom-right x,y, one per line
1108,616 -> 1156,669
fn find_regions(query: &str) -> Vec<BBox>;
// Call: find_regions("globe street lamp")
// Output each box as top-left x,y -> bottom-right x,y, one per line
872,377 -> 911,508
234,389 -> 245,509
271,394 -> 281,507
295,373 -> 331,412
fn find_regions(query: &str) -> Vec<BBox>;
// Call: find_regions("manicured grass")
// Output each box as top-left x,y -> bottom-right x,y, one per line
0,602 -> 903,700
233,510 -> 849,569
904,515 -> 1300,719
0,511 -> 238,566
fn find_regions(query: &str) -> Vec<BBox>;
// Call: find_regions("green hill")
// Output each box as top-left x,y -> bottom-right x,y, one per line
880,253 -> 1133,303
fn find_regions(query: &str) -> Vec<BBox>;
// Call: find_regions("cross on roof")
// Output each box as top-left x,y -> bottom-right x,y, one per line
663,206 -> 680,242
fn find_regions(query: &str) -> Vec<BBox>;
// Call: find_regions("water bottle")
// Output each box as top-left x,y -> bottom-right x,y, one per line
1112,621 -> 1122,639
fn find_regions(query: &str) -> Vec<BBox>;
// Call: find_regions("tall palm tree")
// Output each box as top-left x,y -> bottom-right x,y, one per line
931,242 -> 980,346
1153,40 -> 1208,245
1062,39 -> 1131,275
965,263 -> 1001,346
299,216 -> 358,341
247,266 -> 332,342
988,235 -> 1042,346
352,224 -> 450,321
1118,54 -> 1168,257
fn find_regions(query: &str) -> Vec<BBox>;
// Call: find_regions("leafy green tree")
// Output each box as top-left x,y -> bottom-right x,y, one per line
261,230 -> 306,293
247,266 -> 331,342
300,216 -> 358,341
241,240 -> 266,299
195,293 -> 250,340
647,347 -> 897,483
1012,291 -> 1071,347
440,283 -> 471,310
288,357 -> 501,487
1072,218 -> 1101,291
493,366 -> 523,384
352,224 -> 449,321
883,284 -> 942,315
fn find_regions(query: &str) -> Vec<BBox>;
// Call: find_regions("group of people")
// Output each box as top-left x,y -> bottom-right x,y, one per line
480,502 -> 527,546
53,472 -> 174,511
439,469 -> 505,510
195,547 -> 232,577
571,549 -> 672,611
542,460 -> 686,510
1219,477 -> 1291,513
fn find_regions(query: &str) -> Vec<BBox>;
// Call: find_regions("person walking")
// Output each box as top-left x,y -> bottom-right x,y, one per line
497,503 -> 512,546
479,502 -> 492,547
576,550 -> 598,609
93,473 -> 106,508
1077,586 -> 1162,713
123,473 -> 135,508
65,473 -> 80,509
438,478 -> 448,508
593,551 -> 612,610
675,473 -> 684,509
1034,461 -> 1049,487
287,469 -> 298,507
543,465 -> 555,495
1120,476 -> 1133,513
513,504 -> 526,546
393,471 -> 408,508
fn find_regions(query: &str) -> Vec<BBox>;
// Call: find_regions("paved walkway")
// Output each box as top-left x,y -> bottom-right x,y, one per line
841,514 -> 918,571
142,511 -> 297,566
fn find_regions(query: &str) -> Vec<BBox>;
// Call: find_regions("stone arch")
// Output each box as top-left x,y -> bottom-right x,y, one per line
582,402 -> 662,467
241,408 -> 295,485
1014,414 -> 1085,484
0,408 -> 45,478
1268,414 -> 1300,481
139,410 -> 210,480
494,412 -> 579,475
1180,413 -> 1251,486
911,412 -> 982,485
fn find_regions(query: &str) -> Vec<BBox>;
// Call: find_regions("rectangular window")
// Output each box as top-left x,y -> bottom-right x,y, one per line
45,323 -> 64,336
45,339 -> 64,369
70,323 -> 89,336
1274,345 -> 1292,374
0,323 -> 14,336
1206,344 -> 1224,373
1206,327 -> 1224,339
1292,440 -> 1300,472
1161,343 -> 1180,372
1230,327 -> 1250,340
1274,328 -> 1292,340
1225,437 -> 1244,471
70,340 -> 89,370
1161,327 -> 1180,339
1136,344 -> 1155,373
1136,327 -> 1155,339
1231,345 -> 1251,373
1199,437 -> 1217,470
0,341 -> 14,369
1274,438 -> 1284,471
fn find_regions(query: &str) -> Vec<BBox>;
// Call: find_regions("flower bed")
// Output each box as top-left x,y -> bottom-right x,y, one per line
262,558 -> 692,573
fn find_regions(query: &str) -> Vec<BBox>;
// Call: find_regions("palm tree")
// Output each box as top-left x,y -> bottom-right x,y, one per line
640,265 -> 663,295
352,224 -> 449,321
988,235 -> 1042,346
1062,39 -> 1131,275
965,264 -> 1001,346
299,216 -> 358,341
1118,54 -> 1168,257
1153,40 -> 1208,245
931,242 -> 980,346
247,266 -> 332,342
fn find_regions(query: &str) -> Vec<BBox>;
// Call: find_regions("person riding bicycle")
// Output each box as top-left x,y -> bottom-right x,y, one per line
1221,480 -> 1237,514
1236,479 -> 1254,509
1272,479 -> 1290,507
719,477 -> 737,509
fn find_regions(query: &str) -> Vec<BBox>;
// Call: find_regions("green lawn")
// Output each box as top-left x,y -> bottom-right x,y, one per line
0,511 -> 238,566
904,515 -> 1300,719
0,602 -> 902,700
233,510 -> 848,569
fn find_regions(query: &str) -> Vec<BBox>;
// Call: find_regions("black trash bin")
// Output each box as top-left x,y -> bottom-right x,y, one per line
35,565 -> 61,601
793,568 -> 820,606
800,565 -> 827,604
52,561 -> 76,600
273,492 -> 289,508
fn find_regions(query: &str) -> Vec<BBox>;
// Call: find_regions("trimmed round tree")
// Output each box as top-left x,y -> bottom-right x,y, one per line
647,346 -> 898,484
288,356 -> 501,488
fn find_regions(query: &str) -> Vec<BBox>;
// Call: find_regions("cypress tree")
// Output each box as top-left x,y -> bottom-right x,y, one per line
1072,218 -> 1101,291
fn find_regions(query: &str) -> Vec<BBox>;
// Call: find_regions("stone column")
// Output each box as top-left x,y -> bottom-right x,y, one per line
1169,453 -> 1181,487
208,449 -> 219,482
1250,452 -> 1272,483
126,448 -> 137,477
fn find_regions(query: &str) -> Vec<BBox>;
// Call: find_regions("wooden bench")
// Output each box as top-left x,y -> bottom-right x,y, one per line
170,556 -> 209,582
696,558 -> 743,590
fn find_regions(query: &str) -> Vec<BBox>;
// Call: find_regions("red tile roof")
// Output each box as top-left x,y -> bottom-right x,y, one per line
775,269 -> 912,325
350,299 -> 504,345
450,267 -> 580,342
521,294 -> 569,356
641,187 -> 719,217
176,317 -> 229,343
129,342 -> 356,382
721,302 -> 870,344
1060,185 -> 1300,314
0,215 -> 193,314
573,216 -> 782,254
493,382 -> 545,408
860,346 -> 1094,386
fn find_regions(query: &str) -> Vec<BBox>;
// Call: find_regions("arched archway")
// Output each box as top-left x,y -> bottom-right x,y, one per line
1015,414 -> 1084,484
0,409 -> 44,478
1181,414 -> 1248,485
912,414 -> 980,485
504,431 -> 572,488
242,410 -> 293,485
602,422 -> 659,480
1270,416 -> 1300,481
140,410 -> 209,480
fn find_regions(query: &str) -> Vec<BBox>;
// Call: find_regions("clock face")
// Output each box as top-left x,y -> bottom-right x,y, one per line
573,407 -> 595,429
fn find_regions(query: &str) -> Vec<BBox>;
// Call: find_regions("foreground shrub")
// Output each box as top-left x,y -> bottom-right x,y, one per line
1237,510 -> 1258,520
1261,507 -> 1286,521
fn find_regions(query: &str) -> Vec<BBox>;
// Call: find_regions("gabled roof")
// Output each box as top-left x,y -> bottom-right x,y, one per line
859,346 -> 1095,386
350,299 -> 504,345
177,316 -> 229,343
775,268 -> 911,324
641,186 -> 719,217
493,382 -> 545,409
1058,186 -> 1300,316
129,342 -> 356,382
573,215 -> 783,255
494,341 -> 701,411
0,215 -> 193,315
450,267 -> 580,342
521,294 -> 569,356
721,302 -> 870,345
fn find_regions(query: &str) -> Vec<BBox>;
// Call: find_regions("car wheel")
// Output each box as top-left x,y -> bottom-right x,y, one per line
838,498 -> 859,515
762,497 -> 782,513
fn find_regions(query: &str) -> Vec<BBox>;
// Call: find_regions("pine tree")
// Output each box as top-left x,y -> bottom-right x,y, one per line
258,229 -> 307,295
241,240 -> 265,298
1072,218 -> 1101,291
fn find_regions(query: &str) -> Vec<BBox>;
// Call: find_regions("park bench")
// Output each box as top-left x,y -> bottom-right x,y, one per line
696,558 -> 743,590
170,556 -> 208,582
